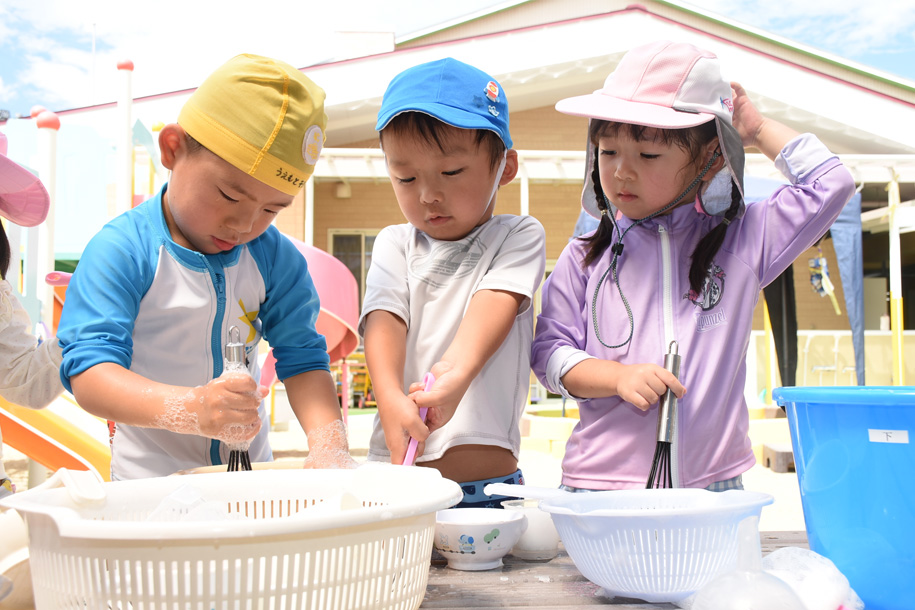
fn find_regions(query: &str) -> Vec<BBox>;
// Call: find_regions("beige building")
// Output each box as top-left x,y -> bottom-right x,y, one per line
285,0 -> 915,339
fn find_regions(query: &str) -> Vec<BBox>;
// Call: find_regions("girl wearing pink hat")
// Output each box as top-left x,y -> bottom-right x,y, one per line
0,132 -> 64,498
531,41 -> 856,491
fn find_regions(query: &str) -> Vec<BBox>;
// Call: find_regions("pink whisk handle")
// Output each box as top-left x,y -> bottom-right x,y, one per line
402,408 -> 427,466
45,271 -> 72,286
402,373 -> 434,466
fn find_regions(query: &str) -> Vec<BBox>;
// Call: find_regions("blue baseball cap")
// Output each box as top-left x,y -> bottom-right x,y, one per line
375,57 -> 512,149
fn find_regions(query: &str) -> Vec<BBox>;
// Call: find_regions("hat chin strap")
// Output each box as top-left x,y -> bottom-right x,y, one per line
591,150 -> 721,350
487,150 -> 508,207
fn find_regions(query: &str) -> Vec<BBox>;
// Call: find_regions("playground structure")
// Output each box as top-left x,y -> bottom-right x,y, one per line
0,396 -> 109,481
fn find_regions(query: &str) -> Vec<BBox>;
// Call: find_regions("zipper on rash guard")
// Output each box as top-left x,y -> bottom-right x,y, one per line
205,261 -> 228,467
659,224 -> 680,487
211,269 -> 227,378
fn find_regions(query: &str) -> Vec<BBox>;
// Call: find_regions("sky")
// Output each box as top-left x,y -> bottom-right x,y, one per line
1,0 -> 914,117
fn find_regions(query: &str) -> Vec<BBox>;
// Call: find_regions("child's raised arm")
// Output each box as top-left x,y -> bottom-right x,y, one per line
731,82 -> 800,162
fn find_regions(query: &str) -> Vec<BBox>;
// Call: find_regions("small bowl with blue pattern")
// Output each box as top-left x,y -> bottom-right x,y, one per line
433,508 -> 526,570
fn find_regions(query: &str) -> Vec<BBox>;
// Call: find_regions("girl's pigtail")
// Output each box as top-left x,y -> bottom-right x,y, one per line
688,182 -> 741,293
581,147 -> 618,268
0,223 -> 10,280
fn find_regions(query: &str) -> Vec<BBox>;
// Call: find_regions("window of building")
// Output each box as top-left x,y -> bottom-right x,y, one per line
328,230 -> 378,309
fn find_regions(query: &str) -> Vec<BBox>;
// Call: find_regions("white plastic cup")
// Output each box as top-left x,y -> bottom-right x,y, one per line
501,498 -> 560,561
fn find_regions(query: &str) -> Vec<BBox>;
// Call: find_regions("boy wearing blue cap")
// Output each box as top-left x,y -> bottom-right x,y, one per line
361,58 -> 546,507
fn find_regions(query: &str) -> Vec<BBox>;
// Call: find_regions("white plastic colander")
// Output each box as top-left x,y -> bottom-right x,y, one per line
539,488 -> 773,603
0,465 -> 462,610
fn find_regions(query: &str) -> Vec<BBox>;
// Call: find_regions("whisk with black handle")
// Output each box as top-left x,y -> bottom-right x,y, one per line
224,326 -> 253,472
646,340 -> 681,489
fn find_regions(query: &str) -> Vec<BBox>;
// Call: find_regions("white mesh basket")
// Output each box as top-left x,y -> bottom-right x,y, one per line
0,465 -> 462,610
539,489 -> 773,603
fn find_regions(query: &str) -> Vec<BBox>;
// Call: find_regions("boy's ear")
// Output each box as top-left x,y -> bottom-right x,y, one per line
499,149 -> 519,186
158,123 -> 187,171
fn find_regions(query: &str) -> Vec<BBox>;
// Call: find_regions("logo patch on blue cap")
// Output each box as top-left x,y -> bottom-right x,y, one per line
485,81 -> 500,103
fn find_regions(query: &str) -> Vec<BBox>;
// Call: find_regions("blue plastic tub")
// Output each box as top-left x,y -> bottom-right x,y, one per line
773,386 -> 915,610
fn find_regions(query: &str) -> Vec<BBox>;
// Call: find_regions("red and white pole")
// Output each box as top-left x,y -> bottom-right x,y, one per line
116,59 -> 134,216
35,110 -> 59,329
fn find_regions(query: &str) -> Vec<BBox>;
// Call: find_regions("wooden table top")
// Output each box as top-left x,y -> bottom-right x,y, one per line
421,531 -> 809,609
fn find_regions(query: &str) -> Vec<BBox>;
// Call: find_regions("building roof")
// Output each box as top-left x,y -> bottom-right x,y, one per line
308,0 -> 915,202
50,0 -> 915,155
5,0 -> 914,258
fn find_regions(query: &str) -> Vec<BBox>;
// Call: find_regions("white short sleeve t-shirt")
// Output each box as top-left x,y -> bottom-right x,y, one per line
360,214 -> 546,462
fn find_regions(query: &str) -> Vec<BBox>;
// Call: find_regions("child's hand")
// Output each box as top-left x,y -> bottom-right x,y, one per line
730,81 -> 766,149
615,363 -> 686,411
193,372 -> 267,442
378,391 -> 430,464
731,80 -> 800,162
408,361 -> 466,433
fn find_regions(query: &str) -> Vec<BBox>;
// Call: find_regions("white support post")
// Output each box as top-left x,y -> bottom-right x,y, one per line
35,111 -> 59,329
305,177 -> 315,247
888,173 -> 904,385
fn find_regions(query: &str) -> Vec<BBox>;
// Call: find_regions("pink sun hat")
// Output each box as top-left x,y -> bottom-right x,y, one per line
556,40 -> 746,220
556,39 -> 735,129
0,131 -> 51,227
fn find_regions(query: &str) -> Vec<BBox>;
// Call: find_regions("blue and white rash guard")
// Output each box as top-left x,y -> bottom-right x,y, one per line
58,185 -> 329,480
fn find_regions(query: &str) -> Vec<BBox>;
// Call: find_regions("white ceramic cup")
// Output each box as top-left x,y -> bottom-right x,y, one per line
501,498 -> 560,561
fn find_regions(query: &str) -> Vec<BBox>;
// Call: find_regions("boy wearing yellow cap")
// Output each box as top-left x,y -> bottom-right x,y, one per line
58,55 -> 353,480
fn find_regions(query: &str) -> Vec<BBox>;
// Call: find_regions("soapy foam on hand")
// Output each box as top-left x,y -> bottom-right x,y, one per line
220,421 -> 257,444
303,419 -> 358,469
155,389 -> 202,435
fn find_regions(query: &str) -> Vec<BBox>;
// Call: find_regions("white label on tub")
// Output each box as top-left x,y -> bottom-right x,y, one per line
868,429 -> 909,444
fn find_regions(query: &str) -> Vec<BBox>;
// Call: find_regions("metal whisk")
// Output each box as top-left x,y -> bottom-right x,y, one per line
646,340 -> 681,489
224,326 -> 253,472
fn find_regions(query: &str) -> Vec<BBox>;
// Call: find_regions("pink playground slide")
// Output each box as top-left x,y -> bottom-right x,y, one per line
260,236 -> 360,387
284,235 -> 359,365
